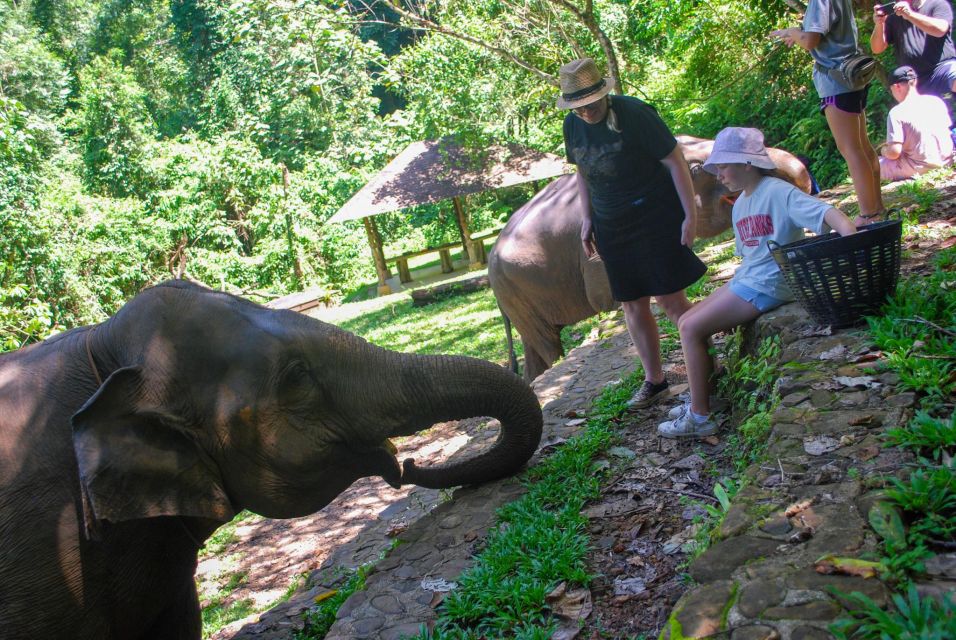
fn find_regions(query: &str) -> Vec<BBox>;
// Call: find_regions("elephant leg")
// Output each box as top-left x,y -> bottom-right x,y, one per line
521,326 -> 564,382
140,580 -> 202,640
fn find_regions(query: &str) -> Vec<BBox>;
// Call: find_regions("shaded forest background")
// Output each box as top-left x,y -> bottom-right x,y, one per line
1,0 -> 892,350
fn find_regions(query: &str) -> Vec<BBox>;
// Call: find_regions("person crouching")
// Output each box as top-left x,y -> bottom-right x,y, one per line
878,65 -> 955,185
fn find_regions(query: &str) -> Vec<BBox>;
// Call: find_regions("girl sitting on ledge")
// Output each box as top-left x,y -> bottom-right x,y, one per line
659,127 -> 857,439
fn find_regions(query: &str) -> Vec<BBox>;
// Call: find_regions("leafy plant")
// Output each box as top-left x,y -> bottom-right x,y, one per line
867,247 -> 956,403
717,333 -> 781,471
829,585 -> 956,640
296,565 -> 373,640
884,411 -> 956,463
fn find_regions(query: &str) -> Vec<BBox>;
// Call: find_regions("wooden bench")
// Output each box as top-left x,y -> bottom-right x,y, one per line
468,226 -> 504,265
385,227 -> 505,284
386,241 -> 462,284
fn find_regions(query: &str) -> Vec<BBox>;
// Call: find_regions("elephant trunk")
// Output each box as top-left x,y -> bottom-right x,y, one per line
374,349 -> 543,489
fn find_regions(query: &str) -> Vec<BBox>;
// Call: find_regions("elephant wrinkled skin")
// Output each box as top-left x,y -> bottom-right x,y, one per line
489,135 -> 811,381
0,280 -> 542,639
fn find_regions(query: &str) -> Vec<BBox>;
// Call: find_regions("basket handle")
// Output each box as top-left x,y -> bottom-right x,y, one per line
767,240 -> 781,251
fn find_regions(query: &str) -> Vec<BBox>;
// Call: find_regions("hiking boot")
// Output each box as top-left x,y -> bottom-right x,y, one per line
658,406 -> 719,439
626,379 -> 669,410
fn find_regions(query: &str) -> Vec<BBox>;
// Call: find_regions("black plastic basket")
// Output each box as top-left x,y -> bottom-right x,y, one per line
769,219 -> 902,327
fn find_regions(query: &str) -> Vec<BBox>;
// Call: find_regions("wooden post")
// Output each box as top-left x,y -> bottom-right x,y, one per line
452,195 -> 481,269
362,216 -> 393,295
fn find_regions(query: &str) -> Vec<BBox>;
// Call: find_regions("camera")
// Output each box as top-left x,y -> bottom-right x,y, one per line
875,2 -> 897,13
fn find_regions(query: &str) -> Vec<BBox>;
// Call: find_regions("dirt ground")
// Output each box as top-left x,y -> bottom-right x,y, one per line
203,182 -> 956,640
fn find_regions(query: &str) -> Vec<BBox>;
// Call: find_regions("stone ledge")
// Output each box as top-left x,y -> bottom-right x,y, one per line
662,304 -> 904,640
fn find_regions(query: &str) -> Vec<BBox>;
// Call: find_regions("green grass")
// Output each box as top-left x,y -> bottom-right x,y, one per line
866,246 -> 956,406
408,371 -> 644,639
829,585 -> 956,639
343,249 -> 473,303
200,510 -> 260,556
296,565 -> 373,639
336,286 -> 517,364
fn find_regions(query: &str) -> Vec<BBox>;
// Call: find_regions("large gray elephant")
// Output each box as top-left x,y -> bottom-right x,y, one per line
489,135 -> 812,381
0,280 -> 542,639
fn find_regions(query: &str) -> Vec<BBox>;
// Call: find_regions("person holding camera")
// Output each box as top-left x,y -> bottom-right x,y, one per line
771,0 -> 885,223
879,65 -> 954,180
871,0 -> 956,99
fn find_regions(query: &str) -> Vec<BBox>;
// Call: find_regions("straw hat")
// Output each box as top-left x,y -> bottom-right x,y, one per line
555,58 -> 616,109
703,127 -> 777,175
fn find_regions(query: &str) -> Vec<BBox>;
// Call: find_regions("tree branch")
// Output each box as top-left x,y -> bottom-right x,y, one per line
381,0 -> 558,85
547,0 -> 620,90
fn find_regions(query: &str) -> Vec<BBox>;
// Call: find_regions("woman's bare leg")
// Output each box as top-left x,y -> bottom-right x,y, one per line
825,106 -> 884,217
621,297 -> 664,384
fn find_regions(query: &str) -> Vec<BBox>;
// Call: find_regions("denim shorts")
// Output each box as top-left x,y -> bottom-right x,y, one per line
729,281 -> 788,312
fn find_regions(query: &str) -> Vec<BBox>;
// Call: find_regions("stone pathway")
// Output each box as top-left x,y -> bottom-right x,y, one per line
228,297 -> 944,640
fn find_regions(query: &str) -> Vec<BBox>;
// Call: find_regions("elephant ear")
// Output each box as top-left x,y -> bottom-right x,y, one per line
71,366 -> 235,533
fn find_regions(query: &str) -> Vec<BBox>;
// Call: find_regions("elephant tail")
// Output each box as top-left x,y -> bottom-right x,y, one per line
498,303 -> 520,376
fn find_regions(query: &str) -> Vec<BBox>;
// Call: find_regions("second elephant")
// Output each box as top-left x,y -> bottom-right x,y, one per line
488,135 -> 812,381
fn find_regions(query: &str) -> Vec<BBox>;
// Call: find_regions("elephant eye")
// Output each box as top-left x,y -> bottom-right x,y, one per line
278,360 -> 316,406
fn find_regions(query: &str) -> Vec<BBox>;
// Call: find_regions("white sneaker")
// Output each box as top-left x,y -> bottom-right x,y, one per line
658,408 -> 719,439
667,401 -> 690,418
667,396 -> 727,418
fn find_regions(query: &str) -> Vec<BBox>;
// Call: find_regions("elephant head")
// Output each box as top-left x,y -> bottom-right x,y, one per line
679,135 -> 813,238
72,280 -> 543,526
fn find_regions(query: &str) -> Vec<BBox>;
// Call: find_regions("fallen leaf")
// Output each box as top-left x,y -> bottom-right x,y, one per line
547,583 -> 593,617
608,446 -> 637,459
818,345 -> 848,360
848,415 -> 876,426
804,436 -> 842,456
814,554 -> 883,578
833,375 -> 881,389
869,502 -> 906,546
421,577 -> 457,592
613,576 -> 648,596
313,589 -> 338,603
856,445 -> 881,461
785,498 -> 815,517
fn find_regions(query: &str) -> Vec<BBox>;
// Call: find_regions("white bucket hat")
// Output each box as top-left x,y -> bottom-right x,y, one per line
555,58 -> 616,109
703,127 -> 777,175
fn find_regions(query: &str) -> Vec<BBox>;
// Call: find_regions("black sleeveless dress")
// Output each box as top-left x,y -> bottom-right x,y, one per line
564,96 -> 706,302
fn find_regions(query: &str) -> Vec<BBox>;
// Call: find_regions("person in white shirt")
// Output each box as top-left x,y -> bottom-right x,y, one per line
658,128 -> 857,439
879,65 -> 955,184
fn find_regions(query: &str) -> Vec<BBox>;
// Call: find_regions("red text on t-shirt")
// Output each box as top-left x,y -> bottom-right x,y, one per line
736,214 -> 774,247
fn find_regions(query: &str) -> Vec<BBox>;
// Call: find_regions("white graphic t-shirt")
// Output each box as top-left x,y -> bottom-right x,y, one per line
731,176 -> 832,300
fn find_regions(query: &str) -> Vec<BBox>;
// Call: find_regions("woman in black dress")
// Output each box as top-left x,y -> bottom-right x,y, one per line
558,58 -> 707,409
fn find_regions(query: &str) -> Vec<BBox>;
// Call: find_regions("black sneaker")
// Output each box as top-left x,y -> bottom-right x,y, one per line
626,379 -> 669,410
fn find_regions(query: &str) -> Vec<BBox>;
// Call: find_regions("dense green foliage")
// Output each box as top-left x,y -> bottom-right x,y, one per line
2,0 -> 896,351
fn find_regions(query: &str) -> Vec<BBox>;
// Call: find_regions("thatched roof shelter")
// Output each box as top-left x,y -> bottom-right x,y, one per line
329,138 -> 572,294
